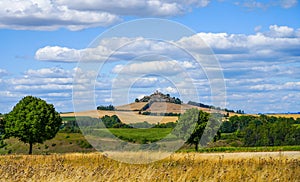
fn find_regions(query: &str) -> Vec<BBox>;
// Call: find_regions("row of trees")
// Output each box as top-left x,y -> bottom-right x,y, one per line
97,105 -> 115,111
220,115 -> 300,147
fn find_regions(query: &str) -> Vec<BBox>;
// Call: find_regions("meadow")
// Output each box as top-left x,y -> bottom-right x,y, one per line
108,128 -> 173,143
0,152 -> 299,181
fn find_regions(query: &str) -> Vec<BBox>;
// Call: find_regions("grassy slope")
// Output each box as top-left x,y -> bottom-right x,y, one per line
0,132 -> 96,155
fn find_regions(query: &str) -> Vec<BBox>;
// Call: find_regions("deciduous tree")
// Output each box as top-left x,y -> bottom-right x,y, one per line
4,96 -> 62,154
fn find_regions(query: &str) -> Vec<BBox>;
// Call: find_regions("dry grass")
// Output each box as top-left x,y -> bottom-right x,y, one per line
115,102 -> 149,111
61,110 -> 178,124
0,152 -> 299,182
265,114 -> 300,119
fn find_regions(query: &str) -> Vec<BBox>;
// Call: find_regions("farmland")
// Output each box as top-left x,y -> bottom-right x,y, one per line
61,110 -> 179,124
0,152 -> 299,181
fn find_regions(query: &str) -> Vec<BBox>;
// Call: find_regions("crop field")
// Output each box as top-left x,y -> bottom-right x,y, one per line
265,114 -> 300,119
0,152 -> 299,181
61,110 -> 179,124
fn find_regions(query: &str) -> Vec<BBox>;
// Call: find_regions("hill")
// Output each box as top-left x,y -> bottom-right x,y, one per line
63,92 -> 230,124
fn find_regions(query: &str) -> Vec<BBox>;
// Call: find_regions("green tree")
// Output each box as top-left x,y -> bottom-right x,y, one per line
174,108 -> 210,151
4,96 -> 62,154
0,117 -> 6,148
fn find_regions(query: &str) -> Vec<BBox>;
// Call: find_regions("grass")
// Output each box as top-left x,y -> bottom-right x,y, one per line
181,145 -> 300,153
0,132 -> 96,155
0,152 -> 299,181
61,116 -> 76,121
108,128 -> 174,143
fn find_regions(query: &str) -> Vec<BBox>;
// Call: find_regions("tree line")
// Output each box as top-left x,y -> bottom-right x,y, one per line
221,115 -> 300,147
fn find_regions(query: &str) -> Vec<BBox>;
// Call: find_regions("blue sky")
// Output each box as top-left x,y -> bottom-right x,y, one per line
0,0 -> 300,114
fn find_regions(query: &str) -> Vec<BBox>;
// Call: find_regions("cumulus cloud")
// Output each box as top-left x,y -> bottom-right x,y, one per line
0,0 -> 121,30
35,25 -> 300,63
164,86 -> 177,93
112,60 -> 184,75
0,0 -> 212,30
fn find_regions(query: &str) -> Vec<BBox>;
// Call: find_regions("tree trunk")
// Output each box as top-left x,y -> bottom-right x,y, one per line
195,143 -> 198,151
29,142 -> 33,155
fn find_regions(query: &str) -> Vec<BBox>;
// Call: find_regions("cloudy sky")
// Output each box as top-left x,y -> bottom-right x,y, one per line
0,0 -> 299,114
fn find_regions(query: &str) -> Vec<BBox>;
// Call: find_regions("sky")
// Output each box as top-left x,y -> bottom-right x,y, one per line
0,0 -> 300,114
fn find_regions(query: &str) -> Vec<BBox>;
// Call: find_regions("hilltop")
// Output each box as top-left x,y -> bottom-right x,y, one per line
136,90 -> 182,104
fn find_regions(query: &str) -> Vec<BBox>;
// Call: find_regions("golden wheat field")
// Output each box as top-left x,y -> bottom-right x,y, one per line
61,110 -> 179,124
0,152 -> 299,182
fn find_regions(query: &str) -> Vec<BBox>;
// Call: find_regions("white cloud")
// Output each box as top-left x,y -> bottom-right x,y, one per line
35,46 -> 80,62
24,67 -> 72,78
112,60 -> 183,75
0,0 -> 121,31
0,69 -> 8,77
104,98 -> 114,102
249,82 -> 300,91
165,86 -> 177,93
280,0 -> 298,8
267,25 -> 296,38
0,0 -> 212,30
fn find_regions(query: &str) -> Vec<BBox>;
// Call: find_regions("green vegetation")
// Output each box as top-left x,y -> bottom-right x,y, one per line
181,145 -> 300,153
2,102 -> 300,155
187,101 -> 237,113
174,109 -> 220,151
3,96 -> 62,154
96,104 -> 115,111
0,132 -> 95,154
0,118 -> 5,148
140,111 -> 180,116
108,128 -> 173,143
137,91 -> 182,104
219,114 -> 300,147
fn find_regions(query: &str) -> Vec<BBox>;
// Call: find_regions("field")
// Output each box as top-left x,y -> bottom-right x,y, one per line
108,128 -> 173,143
61,110 -> 179,124
0,152 -> 299,181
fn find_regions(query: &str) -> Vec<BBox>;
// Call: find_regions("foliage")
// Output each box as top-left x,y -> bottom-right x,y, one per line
187,101 -> 235,113
60,120 -> 81,133
141,101 -> 153,111
96,105 -> 115,111
4,96 -> 62,154
141,111 -> 180,116
173,108 -> 216,151
0,118 -> 6,148
219,114 -> 300,147
101,115 -> 131,128
243,117 -> 300,146
187,101 -> 212,109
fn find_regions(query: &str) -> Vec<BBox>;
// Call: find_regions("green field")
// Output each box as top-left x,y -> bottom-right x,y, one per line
108,128 -> 174,143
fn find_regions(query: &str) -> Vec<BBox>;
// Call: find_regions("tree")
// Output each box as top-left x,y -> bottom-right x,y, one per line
4,96 -> 62,154
0,117 -> 6,148
174,108 -> 210,151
